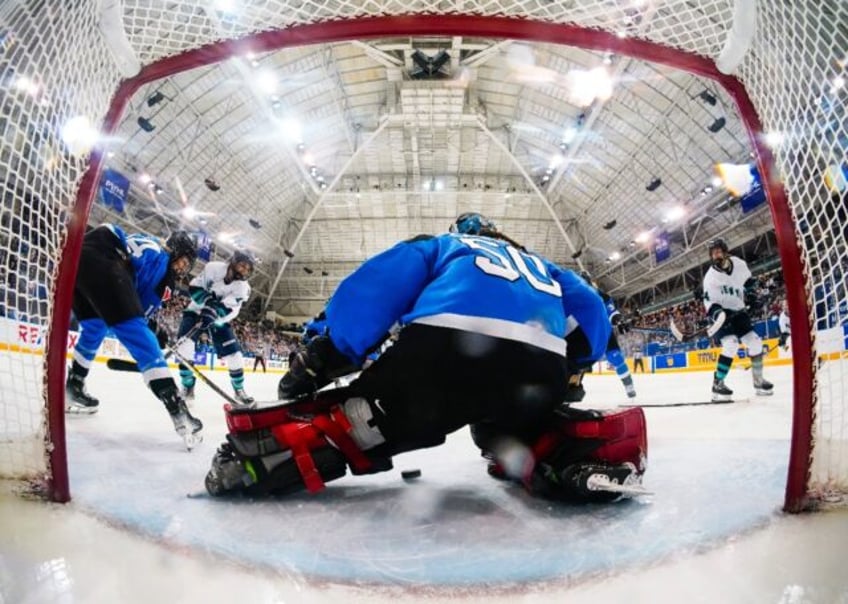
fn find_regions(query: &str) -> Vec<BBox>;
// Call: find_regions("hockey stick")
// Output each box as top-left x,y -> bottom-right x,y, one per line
622,398 -> 747,408
167,346 -> 248,408
106,358 -> 145,372
106,323 -> 204,372
669,311 -> 725,342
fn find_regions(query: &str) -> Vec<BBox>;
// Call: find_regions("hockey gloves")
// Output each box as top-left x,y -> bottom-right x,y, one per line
277,335 -> 357,400
706,305 -> 727,338
189,285 -> 213,307
198,305 -> 228,331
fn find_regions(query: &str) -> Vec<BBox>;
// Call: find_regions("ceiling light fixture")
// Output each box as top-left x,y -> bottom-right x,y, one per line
137,116 -> 155,132
708,117 -> 726,133
147,90 -> 166,107
698,90 -> 717,106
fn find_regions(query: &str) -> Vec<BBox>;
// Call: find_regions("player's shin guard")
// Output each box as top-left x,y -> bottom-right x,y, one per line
205,395 -> 389,496
498,406 -> 648,503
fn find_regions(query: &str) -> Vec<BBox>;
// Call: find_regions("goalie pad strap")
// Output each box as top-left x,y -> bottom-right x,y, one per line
313,408 -> 373,474
272,423 -> 325,493
263,405 -> 373,492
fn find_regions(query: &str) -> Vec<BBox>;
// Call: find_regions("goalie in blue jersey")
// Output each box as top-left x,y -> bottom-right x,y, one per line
206,213 -> 648,501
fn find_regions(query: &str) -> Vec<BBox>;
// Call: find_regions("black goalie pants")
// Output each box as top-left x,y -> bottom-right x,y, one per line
345,323 -> 570,458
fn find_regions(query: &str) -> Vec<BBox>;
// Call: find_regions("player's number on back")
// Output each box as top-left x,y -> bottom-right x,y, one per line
126,236 -> 161,259
462,237 -> 562,297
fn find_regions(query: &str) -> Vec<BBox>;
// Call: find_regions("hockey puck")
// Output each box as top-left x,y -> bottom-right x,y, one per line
401,469 -> 422,480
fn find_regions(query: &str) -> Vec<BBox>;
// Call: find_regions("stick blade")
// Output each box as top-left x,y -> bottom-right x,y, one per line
106,358 -> 140,372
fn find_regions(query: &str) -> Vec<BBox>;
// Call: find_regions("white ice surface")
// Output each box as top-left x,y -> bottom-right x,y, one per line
2,362 -> 848,602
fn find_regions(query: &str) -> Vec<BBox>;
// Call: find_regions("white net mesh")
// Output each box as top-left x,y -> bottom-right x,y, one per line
0,1 -> 845,506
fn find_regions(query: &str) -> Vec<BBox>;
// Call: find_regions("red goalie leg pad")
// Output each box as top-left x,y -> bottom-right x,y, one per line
224,395 -> 343,433
531,407 -> 648,473
247,404 -> 374,493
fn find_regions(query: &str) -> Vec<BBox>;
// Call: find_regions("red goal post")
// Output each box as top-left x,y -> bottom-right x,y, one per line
0,3 -> 842,512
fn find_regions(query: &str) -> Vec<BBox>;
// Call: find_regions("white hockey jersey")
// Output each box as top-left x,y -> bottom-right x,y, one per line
187,261 -> 250,325
702,255 -> 751,313
779,310 -> 790,335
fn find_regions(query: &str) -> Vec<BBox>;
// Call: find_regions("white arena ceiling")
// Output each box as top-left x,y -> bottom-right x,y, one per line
89,27 -> 775,320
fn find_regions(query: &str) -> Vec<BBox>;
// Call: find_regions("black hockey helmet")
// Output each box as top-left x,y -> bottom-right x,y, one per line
228,249 -> 255,281
450,212 -> 497,235
707,237 -> 729,255
707,237 -> 730,268
166,230 -> 198,272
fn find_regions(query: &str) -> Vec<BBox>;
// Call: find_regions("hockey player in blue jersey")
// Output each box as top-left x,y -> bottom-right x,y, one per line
204,213 -> 647,502
67,224 -> 204,449
581,273 -> 637,399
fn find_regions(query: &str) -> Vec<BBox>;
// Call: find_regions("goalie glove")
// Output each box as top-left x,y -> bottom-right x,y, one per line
277,335 -> 357,400
706,305 -> 727,338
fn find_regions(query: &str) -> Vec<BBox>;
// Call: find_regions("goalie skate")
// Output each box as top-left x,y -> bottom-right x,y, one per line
583,463 -> 652,496
205,443 -> 255,496
560,461 -> 650,501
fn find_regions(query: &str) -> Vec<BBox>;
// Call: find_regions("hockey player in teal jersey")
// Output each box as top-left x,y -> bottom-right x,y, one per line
205,213 -> 647,502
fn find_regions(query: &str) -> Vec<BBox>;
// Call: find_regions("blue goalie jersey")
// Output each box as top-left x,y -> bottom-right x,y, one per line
325,233 -> 609,365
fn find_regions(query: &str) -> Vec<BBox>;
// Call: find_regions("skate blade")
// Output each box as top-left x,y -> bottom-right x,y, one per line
586,474 -> 652,496
755,390 -> 774,396
65,404 -> 99,415
180,431 -> 203,451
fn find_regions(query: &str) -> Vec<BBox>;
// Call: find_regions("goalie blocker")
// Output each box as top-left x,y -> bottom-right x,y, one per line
205,393 -> 647,503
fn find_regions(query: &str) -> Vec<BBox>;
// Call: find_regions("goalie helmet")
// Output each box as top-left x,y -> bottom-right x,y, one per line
165,231 -> 198,272
228,250 -> 255,281
450,212 -> 497,235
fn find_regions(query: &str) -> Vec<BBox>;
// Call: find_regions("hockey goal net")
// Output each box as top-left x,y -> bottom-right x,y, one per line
0,2 -> 844,511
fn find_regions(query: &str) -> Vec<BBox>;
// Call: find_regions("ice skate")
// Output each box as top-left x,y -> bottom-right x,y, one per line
65,374 -> 100,414
205,443 -> 255,496
233,389 -> 255,407
164,396 -> 203,450
754,378 -> 774,396
625,383 -> 637,398
554,461 -> 649,502
182,385 -> 195,400
711,378 -> 733,402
